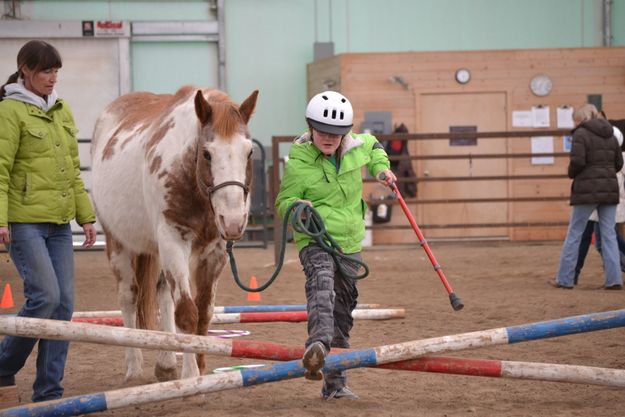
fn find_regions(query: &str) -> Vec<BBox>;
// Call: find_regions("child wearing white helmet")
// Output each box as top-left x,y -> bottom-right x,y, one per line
305,90 -> 354,135
276,91 -> 397,400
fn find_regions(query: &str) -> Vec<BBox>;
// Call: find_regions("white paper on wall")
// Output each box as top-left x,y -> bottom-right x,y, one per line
557,106 -> 574,128
531,136 -> 554,165
512,110 -> 532,127
531,106 -> 550,128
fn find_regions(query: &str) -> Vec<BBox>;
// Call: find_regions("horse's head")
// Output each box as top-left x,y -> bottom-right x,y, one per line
193,89 -> 259,240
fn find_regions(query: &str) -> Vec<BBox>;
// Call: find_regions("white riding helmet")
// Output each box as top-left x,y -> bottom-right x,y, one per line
305,91 -> 354,135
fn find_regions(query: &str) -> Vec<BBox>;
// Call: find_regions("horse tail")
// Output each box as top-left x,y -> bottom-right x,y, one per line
134,254 -> 160,330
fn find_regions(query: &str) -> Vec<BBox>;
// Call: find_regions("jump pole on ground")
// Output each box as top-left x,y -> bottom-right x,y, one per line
71,303 -> 382,317
2,309 -> 625,416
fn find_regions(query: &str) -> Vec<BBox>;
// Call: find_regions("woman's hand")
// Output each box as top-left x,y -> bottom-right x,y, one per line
376,169 -> 397,187
0,227 -> 9,244
82,223 -> 97,248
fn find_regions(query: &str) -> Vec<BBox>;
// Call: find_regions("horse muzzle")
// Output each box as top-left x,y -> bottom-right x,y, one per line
217,213 -> 248,240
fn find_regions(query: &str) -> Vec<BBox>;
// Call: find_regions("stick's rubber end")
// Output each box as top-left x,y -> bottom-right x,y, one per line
449,293 -> 464,311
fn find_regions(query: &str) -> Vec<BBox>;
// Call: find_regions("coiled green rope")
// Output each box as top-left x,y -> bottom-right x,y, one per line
227,201 -> 370,292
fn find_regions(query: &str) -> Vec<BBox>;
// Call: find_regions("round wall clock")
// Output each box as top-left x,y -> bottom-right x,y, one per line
530,74 -> 553,97
455,68 -> 471,84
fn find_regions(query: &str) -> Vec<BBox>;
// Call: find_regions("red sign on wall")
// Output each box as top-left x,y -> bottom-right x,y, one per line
94,21 -> 128,37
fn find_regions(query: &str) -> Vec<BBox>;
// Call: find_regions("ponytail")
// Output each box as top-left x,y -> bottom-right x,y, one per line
0,71 -> 19,100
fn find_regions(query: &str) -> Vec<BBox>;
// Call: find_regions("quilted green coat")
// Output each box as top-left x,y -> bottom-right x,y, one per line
0,98 -> 95,226
275,132 -> 390,254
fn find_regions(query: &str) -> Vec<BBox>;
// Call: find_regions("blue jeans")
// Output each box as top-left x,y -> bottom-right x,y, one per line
593,223 -> 625,258
0,223 -> 74,402
574,221 -> 625,284
556,204 -> 622,288
574,220 -> 597,283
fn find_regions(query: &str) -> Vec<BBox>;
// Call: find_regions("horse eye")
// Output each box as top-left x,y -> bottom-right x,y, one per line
247,150 -> 253,159
203,150 -> 211,161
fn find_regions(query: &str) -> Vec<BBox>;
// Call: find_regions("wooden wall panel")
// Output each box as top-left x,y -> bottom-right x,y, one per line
307,47 -> 625,243
306,55 -> 342,97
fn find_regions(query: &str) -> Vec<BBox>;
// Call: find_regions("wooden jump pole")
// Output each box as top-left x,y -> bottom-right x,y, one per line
1,308 -> 624,363
0,316 -> 233,356
2,309 -> 625,416
71,303 -> 382,317
231,341 -> 625,386
4,359 -> 625,417
70,308 -> 406,325
1,316 -> 623,384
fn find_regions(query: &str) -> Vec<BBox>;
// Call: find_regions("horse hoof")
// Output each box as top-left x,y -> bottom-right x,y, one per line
123,369 -> 144,384
155,364 -> 179,381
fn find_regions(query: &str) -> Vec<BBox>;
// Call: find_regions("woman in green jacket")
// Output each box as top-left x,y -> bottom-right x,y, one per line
0,40 -> 96,402
275,91 -> 396,400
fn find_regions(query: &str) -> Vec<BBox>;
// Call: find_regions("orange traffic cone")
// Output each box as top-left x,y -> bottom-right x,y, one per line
246,276 -> 261,302
0,283 -> 14,309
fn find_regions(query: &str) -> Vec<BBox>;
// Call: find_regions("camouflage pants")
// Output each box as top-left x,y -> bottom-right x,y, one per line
299,244 -> 361,393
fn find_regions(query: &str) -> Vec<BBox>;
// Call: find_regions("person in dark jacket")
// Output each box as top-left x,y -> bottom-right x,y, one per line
573,121 -> 625,284
553,103 -> 624,290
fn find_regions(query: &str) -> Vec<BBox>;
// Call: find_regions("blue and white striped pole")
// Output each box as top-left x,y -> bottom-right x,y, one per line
218,303 -> 380,313
3,309 -> 625,417
69,303 -> 382,317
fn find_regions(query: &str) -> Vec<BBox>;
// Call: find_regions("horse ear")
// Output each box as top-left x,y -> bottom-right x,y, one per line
239,90 -> 259,125
194,90 -> 212,125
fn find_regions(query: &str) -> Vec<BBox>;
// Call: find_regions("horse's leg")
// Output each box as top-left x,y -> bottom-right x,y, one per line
106,236 -> 143,382
154,271 -> 179,381
155,234 -> 199,380
192,241 -> 227,374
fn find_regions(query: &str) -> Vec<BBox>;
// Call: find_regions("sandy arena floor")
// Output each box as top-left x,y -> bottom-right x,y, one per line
1,240 -> 624,416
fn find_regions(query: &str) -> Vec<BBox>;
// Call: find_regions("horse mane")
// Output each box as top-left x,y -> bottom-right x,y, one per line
203,90 -> 245,138
107,87 -> 196,135
106,86 -> 245,140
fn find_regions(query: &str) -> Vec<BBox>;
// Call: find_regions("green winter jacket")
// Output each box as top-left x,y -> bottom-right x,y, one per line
0,98 -> 96,226
275,131 -> 390,253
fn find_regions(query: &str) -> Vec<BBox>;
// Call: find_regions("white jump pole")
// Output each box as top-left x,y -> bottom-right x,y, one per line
2,310 -> 625,416
0,316 -> 233,356
70,308 -> 405,325
2,316 -> 625,388
71,303 -> 382,317
6,359 -> 625,417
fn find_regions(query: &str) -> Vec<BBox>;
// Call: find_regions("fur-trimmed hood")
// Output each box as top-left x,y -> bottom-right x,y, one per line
3,80 -> 58,112
294,131 -> 364,158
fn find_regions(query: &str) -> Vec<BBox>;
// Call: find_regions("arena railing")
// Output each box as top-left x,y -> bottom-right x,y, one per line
271,129 -> 572,262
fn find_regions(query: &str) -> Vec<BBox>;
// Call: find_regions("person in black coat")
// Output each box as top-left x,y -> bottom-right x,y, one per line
573,118 -> 625,284
553,104 -> 624,290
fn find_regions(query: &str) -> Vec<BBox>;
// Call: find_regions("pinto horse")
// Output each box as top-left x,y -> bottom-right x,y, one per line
91,86 -> 258,381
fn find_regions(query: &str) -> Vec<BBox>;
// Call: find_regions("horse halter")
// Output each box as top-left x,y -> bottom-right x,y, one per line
207,180 -> 249,196
195,141 -> 250,199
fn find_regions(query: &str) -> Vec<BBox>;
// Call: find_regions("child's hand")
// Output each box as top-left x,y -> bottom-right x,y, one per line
376,170 -> 397,186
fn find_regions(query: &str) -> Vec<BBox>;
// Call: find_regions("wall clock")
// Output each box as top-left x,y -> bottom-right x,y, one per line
530,74 -> 553,97
455,68 -> 471,84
